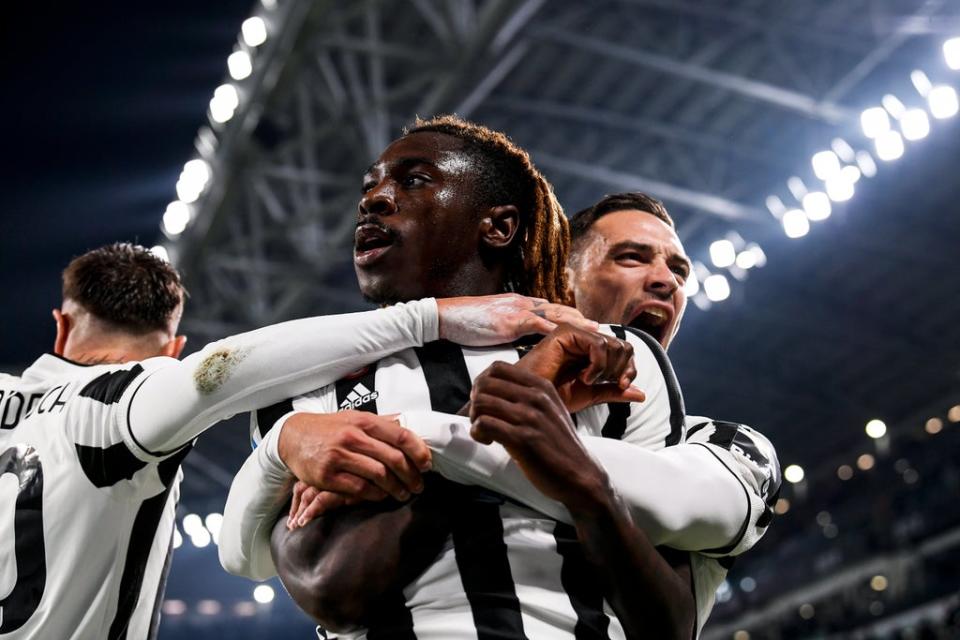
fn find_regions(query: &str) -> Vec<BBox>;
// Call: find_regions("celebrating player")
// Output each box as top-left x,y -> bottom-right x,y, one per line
220,117 -> 778,638
0,242 -> 580,639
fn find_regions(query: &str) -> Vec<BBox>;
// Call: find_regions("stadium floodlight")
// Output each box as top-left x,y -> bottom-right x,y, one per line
709,239 -> 737,269
857,453 -> 875,471
190,527 -> 212,548
150,245 -> 170,262
703,274 -> 730,302
682,270 -> 699,297
205,513 -> 223,542
227,50 -> 253,81
162,201 -> 191,237
811,150 -> 842,180
928,85 -> 959,119
182,513 -> 204,536
765,195 -> 786,217
787,176 -> 807,200
782,209 -> 810,238
831,138 -> 855,163
242,17 -> 268,47
802,191 -> 832,221
736,243 -> 766,269
840,165 -> 861,184
253,585 -> 275,604
865,419 -> 887,439
945,37 -> 960,70
900,108 -> 930,141
172,528 -> 183,549
881,94 -> 905,119
860,107 -> 890,139
262,0 -> 277,8
926,417 -> 944,434
856,150 -> 878,178
910,70 -> 932,97
784,464 -> 805,483
210,83 -> 240,124
825,176 -> 854,202
197,600 -> 221,615
874,130 -> 905,161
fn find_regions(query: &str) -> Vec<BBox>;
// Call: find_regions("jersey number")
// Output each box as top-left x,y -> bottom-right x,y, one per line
0,444 -> 46,633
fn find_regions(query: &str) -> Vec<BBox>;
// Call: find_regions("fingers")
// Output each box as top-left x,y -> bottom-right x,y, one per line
332,448 -> 415,501
350,433 -> 425,495
360,417 -> 432,472
588,384 -> 646,406
470,414 -> 521,447
534,303 -> 599,332
516,314 -> 558,337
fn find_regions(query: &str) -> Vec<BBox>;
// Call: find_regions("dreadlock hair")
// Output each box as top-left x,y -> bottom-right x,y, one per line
405,115 -> 570,304
62,242 -> 185,334
569,192 -> 674,265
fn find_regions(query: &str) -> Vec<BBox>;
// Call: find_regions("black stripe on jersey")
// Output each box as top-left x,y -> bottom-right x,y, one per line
415,341 -> 527,640
107,485 -> 175,640
690,443 -> 752,556
554,523 -> 610,639
75,442 -> 147,488
335,366 -> 379,412
255,398 -> 294,441
600,327 -> 631,440
147,534 -> 176,640
619,326 -> 685,446
79,365 -> 144,404
157,443 -> 193,488
686,421 -> 709,439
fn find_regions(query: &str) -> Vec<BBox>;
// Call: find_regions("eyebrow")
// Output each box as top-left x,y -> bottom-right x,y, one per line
363,157 -> 438,178
609,240 -> 692,272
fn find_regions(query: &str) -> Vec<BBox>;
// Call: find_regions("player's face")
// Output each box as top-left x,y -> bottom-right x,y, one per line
355,132 -> 485,303
569,210 -> 690,349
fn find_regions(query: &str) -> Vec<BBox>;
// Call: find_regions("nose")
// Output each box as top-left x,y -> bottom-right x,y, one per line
359,182 -> 398,218
645,258 -> 680,299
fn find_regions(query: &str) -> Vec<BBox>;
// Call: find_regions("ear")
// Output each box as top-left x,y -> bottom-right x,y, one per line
564,266 -> 577,306
52,309 -> 70,355
161,335 -> 188,359
478,205 -> 520,250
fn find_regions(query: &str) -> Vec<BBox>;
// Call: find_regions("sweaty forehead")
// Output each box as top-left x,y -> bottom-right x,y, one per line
591,209 -> 686,256
375,131 -> 468,166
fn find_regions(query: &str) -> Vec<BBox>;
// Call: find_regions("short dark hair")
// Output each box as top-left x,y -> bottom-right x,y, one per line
62,243 -> 185,333
569,192 -> 674,254
406,115 -> 570,304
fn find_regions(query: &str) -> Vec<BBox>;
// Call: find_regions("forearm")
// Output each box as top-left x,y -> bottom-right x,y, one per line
127,299 -> 437,455
403,411 -> 747,550
569,486 -> 695,640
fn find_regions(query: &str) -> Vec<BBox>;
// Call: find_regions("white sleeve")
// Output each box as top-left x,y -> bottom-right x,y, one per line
400,410 -> 754,552
218,390 -> 332,579
118,299 -> 438,462
218,421 -> 291,580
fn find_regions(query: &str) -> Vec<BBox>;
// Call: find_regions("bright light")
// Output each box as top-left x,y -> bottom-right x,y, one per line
228,50 -> 253,80
163,600 -> 187,616
831,138 -> 855,162
865,419 -> 887,439
837,464 -> 853,481
183,513 -> 203,535
253,585 -> 275,604
948,405 -> 960,422
150,245 -> 170,262
874,130 -> 904,161
703,274 -> 730,302
856,150 -> 878,178
205,513 -> 223,543
826,178 -> 853,210
925,417 -> 944,434
745,243 -> 766,267
802,191 -> 832,221
163,201 -> 191,237
190,528 -> 212,548
928,85 -> 959,119
197,600 -> 221,615
860,107 -> 890,138
799,604 -> 815,620
857,453 -> 875,471
787,176 -> 807,200
716,580 -> 733,603
172,528 -> 182,549
882,94 -> 905,119
765,195 -> 785,217
784,464 -> 805,484
242,17 -> 268,47
782,209 -> 809,238
740,577 -> 756,593
262,0 -> 277,8
733,631 -> 750,640
870,575 -> 889,592
841,165 -> 861,184
811,150 -> 841,180
709,239 -> 737,268
210,84 -> 240,124
234,602 -> 257,617
735,250 -> 756,269
900,108 -> 930,141
910,70 -> 932,97
774,498 -> 790,514
683,271 -> 699,297
176,159 -> 211,204
945,37 -> 960,70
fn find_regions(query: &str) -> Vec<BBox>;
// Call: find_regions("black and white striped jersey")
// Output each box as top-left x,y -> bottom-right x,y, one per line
0,354 -> 189,640
249,325 -> 688,639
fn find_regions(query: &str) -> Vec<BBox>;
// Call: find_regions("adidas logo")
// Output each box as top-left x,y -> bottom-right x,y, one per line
339,382 -> 379,410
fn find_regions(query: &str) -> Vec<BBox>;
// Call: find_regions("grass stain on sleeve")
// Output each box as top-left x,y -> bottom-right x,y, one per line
193,346 -> 250,394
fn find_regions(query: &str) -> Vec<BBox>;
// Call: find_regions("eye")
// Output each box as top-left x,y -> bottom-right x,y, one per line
615,252 -> 645,263
361,180 -> 376,194
401,173 -> 429,188
671,265 -> 689,281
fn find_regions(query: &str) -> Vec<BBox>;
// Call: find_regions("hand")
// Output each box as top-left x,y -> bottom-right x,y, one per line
469,362 -> 615,512
437,293 -> 598,346
277,411 -> 432,512
287,481 -> 360,529
517,324 -> 645,413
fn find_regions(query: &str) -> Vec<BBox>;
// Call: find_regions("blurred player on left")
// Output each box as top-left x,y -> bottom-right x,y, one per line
0,242 -> 575,639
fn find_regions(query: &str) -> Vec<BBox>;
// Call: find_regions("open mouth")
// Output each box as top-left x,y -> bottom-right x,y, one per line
354,224 -> 396,266
628,306 -> 670,344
